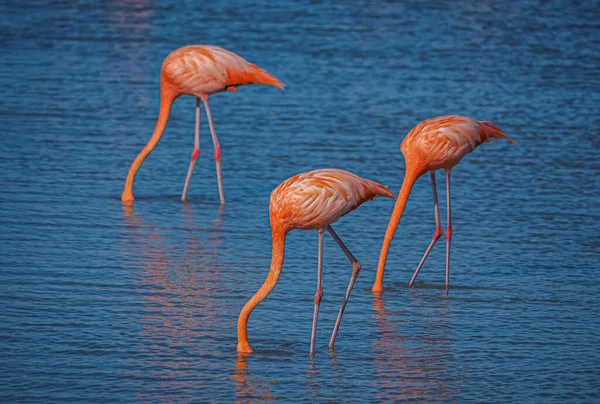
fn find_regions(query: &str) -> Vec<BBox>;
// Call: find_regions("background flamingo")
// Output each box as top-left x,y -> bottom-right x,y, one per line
237,168 -> 394,355
373,115 -> 518,292
121,45 -> 284,204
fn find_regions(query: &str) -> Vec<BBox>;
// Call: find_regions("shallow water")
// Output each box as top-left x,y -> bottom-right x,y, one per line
1,0 -> 599,402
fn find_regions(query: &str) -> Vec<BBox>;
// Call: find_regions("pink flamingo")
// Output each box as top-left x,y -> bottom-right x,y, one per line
237,169 -> 394,355
121,45 -> 284,204
373,115 -> 518,292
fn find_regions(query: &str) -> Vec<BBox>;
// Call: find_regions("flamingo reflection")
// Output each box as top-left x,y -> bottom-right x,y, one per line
371,292 -> 459,401
122,203 -> 226,399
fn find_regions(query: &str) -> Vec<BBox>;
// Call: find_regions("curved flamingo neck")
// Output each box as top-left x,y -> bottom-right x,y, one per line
237,227 -> 287,353
372,167 -> 421,292
121,87 -> 176,202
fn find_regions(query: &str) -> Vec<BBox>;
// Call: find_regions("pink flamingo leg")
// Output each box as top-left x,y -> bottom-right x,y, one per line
408,171 -> 443,287
445,169 -> 452,290
310,229 -> 324,356
182,98 -> 201,201
201,97 -> 225,205
326,225 -> 361,350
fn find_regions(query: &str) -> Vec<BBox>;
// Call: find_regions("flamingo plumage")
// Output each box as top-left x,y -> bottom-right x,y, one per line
121,45 -> 284,204
373,115 -> 518,292
237,168 -> 394,355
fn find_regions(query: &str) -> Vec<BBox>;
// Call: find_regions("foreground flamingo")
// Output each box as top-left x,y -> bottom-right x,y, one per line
121,45 -> 284,203
237,169 -> 394,355
373,115 -> 517,292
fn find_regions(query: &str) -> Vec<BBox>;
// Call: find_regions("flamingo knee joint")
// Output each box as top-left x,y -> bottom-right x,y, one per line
352,262 -> 361,276
314,288 -> 323,304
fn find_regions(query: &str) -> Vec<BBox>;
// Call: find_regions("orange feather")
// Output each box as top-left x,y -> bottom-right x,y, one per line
238,168 -> 394,354
373,115 -> 518,292
479,121 -> 518,144
121,45 -> 284,203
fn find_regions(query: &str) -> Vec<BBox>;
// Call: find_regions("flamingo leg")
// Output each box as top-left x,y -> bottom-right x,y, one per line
445,169 -> 452,290
201,97 -> 225,205
310,229 -> 324,356
408,171 -> 442,287
326,225 -> 361,350
182,98 -> 201,201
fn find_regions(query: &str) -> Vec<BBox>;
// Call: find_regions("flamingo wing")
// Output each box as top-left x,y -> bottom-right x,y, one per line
163,45 -> 282,96
407,116 -> 480,154
402,115 -> 499,170
271,169 -> 393,230
163,45 -> 256,96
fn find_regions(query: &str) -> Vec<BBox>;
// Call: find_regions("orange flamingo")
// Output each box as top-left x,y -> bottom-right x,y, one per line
121,45 -> 284,204
237,168 -> 394,355
373,115 -> 518,292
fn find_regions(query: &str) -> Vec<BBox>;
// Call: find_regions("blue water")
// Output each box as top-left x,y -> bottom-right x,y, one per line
1,1 -> 599,402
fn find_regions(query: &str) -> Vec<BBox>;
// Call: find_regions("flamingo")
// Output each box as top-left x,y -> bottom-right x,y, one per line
121,45 -> 284,204
373,115 -> 518,292
237,168 -> 394,355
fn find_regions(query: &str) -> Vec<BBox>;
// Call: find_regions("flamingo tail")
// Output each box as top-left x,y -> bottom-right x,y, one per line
248,64 -> 285,89
365,180 -> 395,201
479,121 -> 518,145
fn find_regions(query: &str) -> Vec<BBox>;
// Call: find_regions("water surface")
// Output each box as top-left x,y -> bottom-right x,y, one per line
1,1 -> 599,402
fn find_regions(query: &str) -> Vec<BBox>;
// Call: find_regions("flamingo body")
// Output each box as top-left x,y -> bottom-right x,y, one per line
238,168 -> 394,355
373,115 -> 517,292
271,168 -> 394,231
401,115 -> 517,175
121,45 -> 283,203
162,45 -> 284,97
